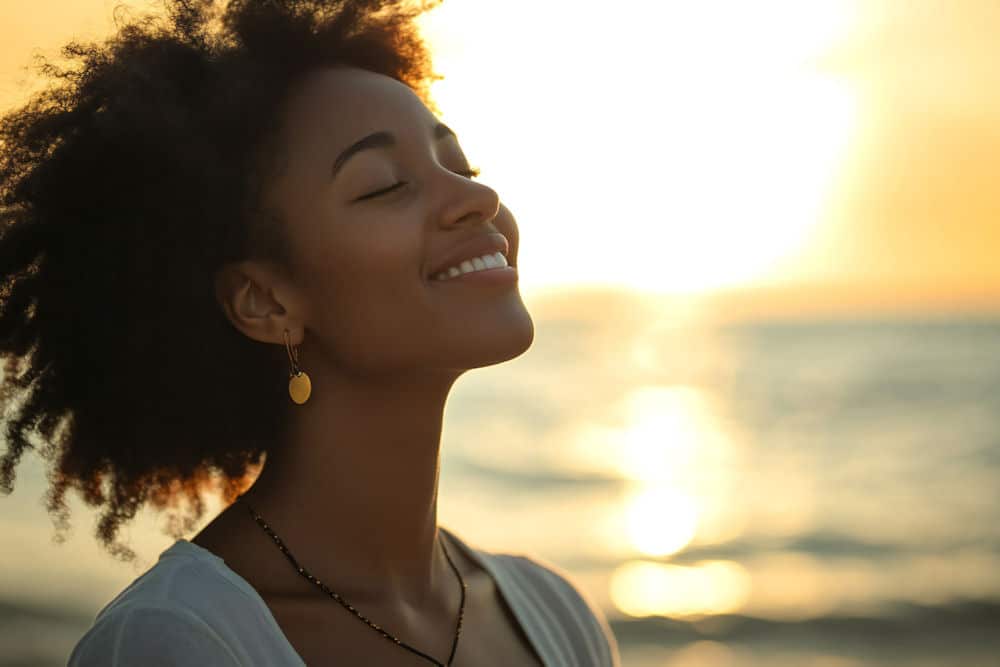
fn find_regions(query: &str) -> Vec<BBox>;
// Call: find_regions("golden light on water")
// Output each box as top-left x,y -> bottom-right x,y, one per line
625,485 -> 699,558
566,384 -> 743,557
615,387 -> 738,557
610,559 -> 752,618
663,641 -> 739,667
616,386 -> 726,484
744,551 -> 847,621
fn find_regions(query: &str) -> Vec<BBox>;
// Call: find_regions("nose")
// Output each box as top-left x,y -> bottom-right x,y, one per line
436,170 -> 501,229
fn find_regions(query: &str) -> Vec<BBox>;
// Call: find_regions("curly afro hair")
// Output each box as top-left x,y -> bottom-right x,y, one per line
0,0 -> 442,562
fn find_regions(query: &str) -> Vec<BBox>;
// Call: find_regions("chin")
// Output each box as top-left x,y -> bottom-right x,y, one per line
481,312 -> 535,367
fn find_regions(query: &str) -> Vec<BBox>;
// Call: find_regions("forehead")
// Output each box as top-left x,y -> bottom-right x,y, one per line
280,66 -> 437,150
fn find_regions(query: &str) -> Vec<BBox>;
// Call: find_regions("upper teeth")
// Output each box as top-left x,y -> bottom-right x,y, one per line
433,252 -> 509,280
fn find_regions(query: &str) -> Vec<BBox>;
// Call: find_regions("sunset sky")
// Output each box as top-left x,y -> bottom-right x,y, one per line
2,0 -> 998,315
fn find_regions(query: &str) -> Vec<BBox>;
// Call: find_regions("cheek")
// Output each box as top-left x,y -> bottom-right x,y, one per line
307,261 -> 435,372
298,225 -> 423,317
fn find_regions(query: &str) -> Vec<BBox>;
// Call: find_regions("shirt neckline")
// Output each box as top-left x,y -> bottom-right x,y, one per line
169,526 -> 548,666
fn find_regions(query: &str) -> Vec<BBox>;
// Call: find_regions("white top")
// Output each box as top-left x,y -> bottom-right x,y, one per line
67,526 -> 621,666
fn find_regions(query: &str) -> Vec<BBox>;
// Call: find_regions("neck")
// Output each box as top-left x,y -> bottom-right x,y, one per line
238,365 -> 460,610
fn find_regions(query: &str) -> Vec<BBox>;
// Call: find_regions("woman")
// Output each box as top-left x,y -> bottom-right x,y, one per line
0,0 -> 621,665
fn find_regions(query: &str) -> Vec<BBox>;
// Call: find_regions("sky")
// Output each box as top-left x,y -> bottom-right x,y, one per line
1,0 -> 998,315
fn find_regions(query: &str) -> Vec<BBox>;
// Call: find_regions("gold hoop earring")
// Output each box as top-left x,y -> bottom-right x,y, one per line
284,328 -> 311,405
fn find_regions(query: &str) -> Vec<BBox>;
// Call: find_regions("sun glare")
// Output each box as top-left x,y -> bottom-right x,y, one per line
417,0 -> 861,295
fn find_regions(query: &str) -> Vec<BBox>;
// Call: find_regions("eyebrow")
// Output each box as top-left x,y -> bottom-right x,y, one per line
331,122 -> 457,180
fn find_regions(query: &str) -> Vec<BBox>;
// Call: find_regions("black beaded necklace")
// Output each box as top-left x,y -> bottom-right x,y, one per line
238,495 -> 468,666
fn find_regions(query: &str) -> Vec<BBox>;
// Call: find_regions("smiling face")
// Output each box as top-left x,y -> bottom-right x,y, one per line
260,65 -> 533,377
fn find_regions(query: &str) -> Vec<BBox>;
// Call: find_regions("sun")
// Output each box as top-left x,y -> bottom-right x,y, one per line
417,0 -> 860,295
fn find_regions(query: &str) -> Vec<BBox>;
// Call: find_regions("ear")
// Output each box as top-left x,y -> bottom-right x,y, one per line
213,261 -> 305,346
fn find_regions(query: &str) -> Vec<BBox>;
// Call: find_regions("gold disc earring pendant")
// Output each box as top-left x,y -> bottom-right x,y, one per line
288,370 -> 311,404
284,329 -> 312,405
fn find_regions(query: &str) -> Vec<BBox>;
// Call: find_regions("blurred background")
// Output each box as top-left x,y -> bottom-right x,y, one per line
2,1 -> 999,665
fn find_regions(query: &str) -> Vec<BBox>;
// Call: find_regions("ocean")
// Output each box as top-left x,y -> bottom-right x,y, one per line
2,290 -> 999,666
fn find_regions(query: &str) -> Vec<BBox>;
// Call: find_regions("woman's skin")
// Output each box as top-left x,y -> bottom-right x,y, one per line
192,65 -> 536,662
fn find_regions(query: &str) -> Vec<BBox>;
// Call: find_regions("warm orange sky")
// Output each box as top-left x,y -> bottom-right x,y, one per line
2,0 -> 998,314
778,1 -> 1000,304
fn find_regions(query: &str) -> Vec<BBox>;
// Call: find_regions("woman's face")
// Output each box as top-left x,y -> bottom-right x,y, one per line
263,65 -> 533,376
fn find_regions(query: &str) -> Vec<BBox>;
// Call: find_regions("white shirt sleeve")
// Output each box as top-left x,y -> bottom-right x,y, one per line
68,602 -> 243,667
514,554 -> 623,667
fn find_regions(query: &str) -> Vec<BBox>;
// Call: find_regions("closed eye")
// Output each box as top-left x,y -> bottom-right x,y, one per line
354,167 -> 482,202
355,181 -> 407,201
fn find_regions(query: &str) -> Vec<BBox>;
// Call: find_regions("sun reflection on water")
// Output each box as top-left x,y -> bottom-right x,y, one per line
610,559 -> 752,618
569,383 -> 759,619
595,385 -> 744,559
625,485 -> 699,557
615,385 -> 707,484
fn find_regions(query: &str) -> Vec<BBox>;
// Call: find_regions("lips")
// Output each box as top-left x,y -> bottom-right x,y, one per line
426,233 -> 511,279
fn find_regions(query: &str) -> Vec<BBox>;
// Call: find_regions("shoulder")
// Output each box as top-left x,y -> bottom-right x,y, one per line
442,527 -> 622,667
67,541 -> 283,666
486,551 -> 622,667
67,601 -> 242,666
